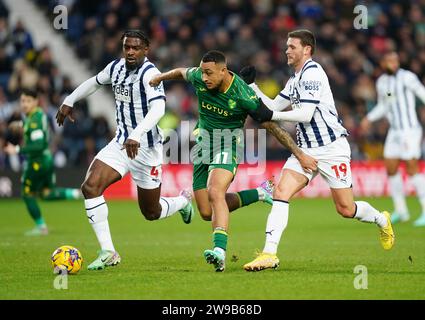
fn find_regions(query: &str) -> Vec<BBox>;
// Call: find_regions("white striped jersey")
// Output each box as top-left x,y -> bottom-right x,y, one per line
279,58 -> 348,148
95,57 -> 165,147
368,69 -> 425,130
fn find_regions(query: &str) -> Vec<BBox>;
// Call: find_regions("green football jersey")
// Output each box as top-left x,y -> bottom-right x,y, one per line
186,67 -> 260,132
21,107 -> 51,161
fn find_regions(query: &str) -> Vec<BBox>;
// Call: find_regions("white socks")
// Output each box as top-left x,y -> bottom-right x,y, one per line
388,173 -> 409,218
85,196 -> 115,252
410,174 -> 425,214
354,201 -> 387,228
263,200 -> 289,255
158,196 -> 189,219
84,195 -> 188,252
388,172 -> 425,217
258,198 -> 388,256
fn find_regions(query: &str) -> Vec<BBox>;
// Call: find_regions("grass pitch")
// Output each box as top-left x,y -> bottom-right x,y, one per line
0,197 -> 424,300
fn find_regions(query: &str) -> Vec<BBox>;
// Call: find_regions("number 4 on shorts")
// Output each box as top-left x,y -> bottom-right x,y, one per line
151,166 -> 159,177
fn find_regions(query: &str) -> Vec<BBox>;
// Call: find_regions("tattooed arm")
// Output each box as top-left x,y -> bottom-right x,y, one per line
261,121 -> 318,173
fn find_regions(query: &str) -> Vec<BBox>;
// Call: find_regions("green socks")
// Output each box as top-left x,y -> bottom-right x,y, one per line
213,228 -> 228,251
23,196 -> 45,226
43,188 -> 80,200
236,189 -> 259,207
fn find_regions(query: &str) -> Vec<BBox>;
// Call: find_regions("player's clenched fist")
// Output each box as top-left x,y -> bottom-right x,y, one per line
149,75 -> 162,87
239,65 -> 256,85
123,138 -> 140,159
298,153 -> 318,174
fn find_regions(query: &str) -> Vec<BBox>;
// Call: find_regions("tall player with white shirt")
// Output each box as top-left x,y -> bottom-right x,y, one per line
56,30 -> 194,271
241,29 -> 395,272
360,52 -> 425,227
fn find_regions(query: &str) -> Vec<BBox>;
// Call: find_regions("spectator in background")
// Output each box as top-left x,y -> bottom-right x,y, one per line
0,0 -> 8,18
11,19 -> 34,59
92,115 -> 112,153
0,17 -> 13,56
2,0 -> 425,168
8,59 -> 39,95
60,101 -> 93,166
0,46 -> 13,89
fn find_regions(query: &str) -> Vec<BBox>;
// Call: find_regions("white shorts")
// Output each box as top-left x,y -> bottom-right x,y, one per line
94,140 -> 163,189
283,137 -> 352,189
383,127 -> 423,160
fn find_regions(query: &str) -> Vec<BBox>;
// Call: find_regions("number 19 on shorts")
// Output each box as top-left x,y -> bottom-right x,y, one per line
331,163 -> 347,178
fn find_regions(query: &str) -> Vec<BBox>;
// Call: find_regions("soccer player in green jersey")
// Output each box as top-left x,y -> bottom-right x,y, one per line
150,50 -> 317,271
4,89 -> 81,236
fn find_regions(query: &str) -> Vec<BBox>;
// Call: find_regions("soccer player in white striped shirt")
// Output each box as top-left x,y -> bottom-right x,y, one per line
241,29 -> 394,272
360,52 -> 425,227
56,30 -> 194,270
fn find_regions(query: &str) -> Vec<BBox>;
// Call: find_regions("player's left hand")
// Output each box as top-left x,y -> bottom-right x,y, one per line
4,143 -> 18,155
123,139 -> 140,159
56,104 -> 75,126
239,66 -> 256,85
298,152 -> 318,174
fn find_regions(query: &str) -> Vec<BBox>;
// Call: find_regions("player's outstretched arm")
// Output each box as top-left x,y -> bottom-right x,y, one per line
271,104 -> 316,122
359,117 -> 371,133
56,76 -> 101,126
359,82 -> 387,133
261,121 -> 318,173
149,68 -> 189,87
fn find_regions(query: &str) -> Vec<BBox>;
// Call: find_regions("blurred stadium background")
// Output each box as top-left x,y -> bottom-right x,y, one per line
1,0 -> 425,198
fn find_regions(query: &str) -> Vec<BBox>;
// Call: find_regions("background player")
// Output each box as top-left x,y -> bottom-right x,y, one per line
149,50 -> 317,272
4,89 -> 81,236
360,52 -> 425,227
56,30 -> 193,270
241,29 -> 394,272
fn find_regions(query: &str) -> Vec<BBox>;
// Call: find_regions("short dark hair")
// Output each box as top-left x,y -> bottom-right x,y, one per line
202,50 -> 226,64
20,88 -> 38,98
288,29 -> 316,55
121,29 -> 150,47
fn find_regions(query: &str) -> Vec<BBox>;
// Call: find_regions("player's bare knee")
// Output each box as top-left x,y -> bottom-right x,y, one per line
208,187 -> 225,203
81,179 -> 102,198
273,185 -> 290,202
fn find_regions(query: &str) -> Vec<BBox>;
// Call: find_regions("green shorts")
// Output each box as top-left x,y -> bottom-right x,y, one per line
22,157 -> 55,196
192,144 -> 239,191
192,162 -> 238,191
192,132 -> 242,191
